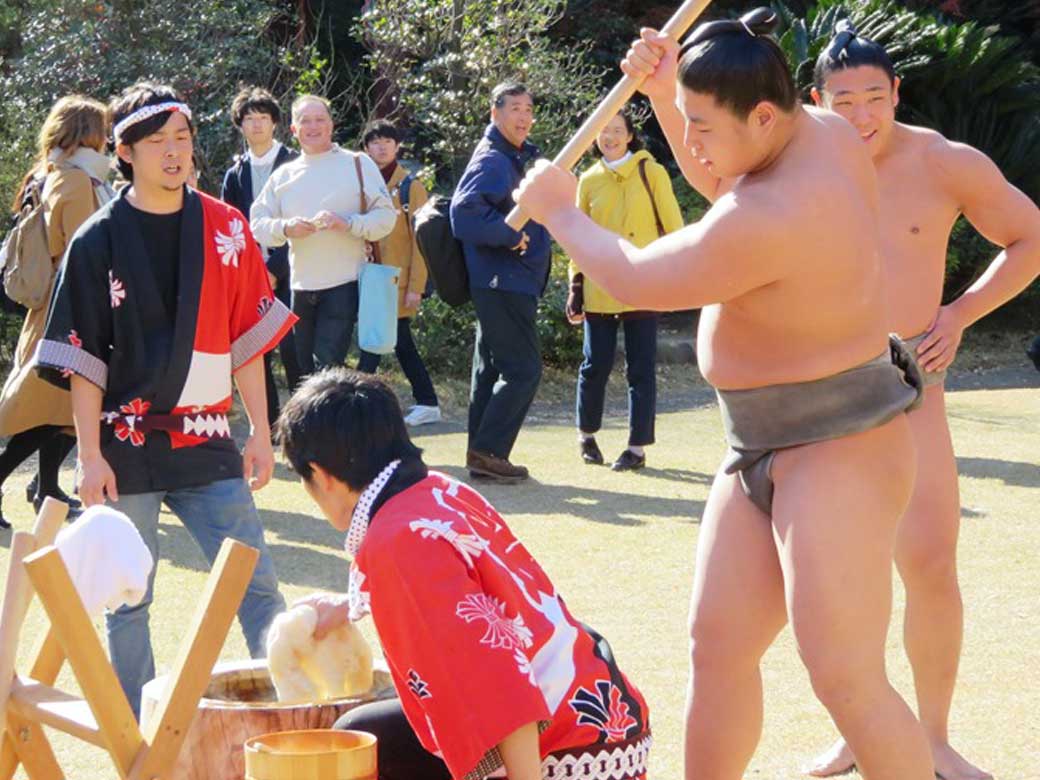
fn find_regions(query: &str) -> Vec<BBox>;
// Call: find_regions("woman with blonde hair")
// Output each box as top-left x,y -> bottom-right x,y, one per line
567,107 -> 683,471
0,94 -> 114,528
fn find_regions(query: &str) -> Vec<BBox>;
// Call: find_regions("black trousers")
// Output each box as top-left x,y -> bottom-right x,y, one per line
468,287 -> 542,459
263,331 -> 303,427
334,698 -> 450,780
357,318 -> 438,406
0,424 -> 75,497
577,314 -> 657,447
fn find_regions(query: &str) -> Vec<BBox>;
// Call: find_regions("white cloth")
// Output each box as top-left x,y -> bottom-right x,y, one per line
54,505 -> 154,618
249,145 -> 397,291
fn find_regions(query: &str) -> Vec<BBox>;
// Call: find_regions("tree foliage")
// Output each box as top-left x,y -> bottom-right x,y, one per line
0,0 -> 310,200
356,0 -> 605,182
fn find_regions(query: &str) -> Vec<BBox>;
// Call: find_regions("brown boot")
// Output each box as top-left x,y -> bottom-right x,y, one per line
466,450 -> 529,483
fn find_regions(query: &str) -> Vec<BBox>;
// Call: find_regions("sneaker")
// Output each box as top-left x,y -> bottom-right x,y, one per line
580,437 -> 604,465
404,405 -> 442,427
466,449 -> 529,483
611,449 -> 646,472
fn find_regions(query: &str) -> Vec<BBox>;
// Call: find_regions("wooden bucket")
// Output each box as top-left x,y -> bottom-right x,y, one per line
141,658 -> 395,780
244,729 -> 377,780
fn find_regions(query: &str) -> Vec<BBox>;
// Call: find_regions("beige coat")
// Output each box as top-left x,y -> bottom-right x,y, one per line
376,164 -> 430,319
0,164 -> 97,435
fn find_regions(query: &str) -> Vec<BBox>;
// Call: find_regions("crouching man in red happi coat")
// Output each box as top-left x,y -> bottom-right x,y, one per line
276,368 -> 651,780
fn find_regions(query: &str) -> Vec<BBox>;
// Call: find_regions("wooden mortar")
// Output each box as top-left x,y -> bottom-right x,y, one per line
141,658 -> 394,780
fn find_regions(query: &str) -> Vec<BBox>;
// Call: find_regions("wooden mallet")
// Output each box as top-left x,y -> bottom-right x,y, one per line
505,0 -> 715,231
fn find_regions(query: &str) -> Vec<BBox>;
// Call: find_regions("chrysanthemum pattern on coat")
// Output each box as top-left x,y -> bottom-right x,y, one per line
407,669 -> 432,700
109,270 -> 126,308
215,217 -> 247,268
409,518 -> 487,568
568,680 -> 639,743
455,593 -> 533,651
111,397 -> 151,447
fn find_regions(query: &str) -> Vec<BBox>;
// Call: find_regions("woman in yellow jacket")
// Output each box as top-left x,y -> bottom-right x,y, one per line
0,95 -> 114,527
567,109 -> 683,470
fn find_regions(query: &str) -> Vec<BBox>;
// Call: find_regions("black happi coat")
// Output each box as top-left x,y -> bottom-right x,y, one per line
35,186 -> 294,494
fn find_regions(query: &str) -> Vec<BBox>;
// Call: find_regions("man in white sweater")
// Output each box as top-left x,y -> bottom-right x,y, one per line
251,95 -> 396,375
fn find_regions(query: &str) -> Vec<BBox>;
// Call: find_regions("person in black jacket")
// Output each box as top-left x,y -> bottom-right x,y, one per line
221,86 -> 301,426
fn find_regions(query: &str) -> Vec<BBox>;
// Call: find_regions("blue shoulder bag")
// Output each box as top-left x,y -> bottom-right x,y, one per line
356,156 -> 400,355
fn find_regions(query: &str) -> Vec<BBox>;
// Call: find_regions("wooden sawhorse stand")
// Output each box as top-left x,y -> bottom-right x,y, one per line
0,498 -> 259,779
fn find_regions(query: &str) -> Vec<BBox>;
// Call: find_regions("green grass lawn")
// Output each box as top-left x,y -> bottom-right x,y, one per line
2,363 -> 1039,779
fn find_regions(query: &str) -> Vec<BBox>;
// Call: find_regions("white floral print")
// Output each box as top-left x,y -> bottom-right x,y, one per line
109,270 -> 126,308
215,217 -> 247,268
410,518 -> 487,568
456,593 -> 533,651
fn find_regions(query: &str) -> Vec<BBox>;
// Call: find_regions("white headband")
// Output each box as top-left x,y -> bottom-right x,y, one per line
113,101 -> 192,143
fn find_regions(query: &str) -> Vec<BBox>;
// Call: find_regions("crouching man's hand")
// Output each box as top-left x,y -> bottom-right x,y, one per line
293,592 -> 352,639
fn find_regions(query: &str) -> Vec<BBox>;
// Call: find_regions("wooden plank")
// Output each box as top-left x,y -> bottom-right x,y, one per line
0,628 -> 67,777
130,539 -> 258,780
0,498 -> 69,736
24,546 -> 144,779
4,711 -> 63,780
0,533 -> 36,735
30,498 -> 68,547
504,0 -> 715,229
8,678 -> 103,747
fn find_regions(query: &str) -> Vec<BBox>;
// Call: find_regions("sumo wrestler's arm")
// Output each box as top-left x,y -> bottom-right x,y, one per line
515,160 -> 790,311
917,140 -> 1040,372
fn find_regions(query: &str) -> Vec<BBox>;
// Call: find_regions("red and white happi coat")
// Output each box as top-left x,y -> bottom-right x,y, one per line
348,466 -> 651,780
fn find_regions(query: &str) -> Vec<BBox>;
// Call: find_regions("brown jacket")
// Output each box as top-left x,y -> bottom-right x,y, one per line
377,163 -> 430,318
0,164 -> 98,435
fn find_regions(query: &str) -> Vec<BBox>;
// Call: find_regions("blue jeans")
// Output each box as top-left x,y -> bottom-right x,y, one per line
577,314 -> 657,447
105,478 -> 285,718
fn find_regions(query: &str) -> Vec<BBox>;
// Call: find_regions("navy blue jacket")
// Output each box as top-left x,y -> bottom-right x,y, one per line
450,125 -> 551,297
220,143 -> 298,304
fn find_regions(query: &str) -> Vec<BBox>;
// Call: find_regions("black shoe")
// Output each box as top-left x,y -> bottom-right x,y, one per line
30,485 -> 82,511
611,449 -> 646,472
25,475 -> 37,504
0,495 -> 10,530
580,437 -> 604,465
1027,336 -> 1040,372
33,493 -> 84,520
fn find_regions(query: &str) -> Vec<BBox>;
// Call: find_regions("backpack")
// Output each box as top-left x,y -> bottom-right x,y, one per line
413,194 -> 470,307
1,176 -> 53,311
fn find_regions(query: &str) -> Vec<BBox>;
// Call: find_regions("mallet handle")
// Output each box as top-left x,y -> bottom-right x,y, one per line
505,0 -> 714,230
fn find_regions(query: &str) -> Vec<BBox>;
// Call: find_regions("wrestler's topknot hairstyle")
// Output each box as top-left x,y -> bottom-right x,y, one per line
814,20 -> 896,88
110,82 -> 194,181
276,368 -> 423,491
678,7 -> 797,118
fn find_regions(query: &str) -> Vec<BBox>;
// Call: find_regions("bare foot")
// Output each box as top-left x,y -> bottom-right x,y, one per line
932,741 -> 992,780
804,738 -> 855,777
